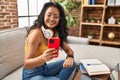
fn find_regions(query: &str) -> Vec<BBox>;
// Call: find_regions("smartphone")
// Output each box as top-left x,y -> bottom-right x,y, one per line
48,37 -> 60,58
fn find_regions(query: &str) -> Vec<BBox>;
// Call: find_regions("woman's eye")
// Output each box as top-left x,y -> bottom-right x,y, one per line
54,16 -> 60,19
45,14 -> 60,19
47,14 -> 51,17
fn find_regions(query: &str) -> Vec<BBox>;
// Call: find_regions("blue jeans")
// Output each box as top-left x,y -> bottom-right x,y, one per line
22,60 -> 76,80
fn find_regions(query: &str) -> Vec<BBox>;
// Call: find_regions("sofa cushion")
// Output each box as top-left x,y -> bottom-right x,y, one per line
50,44 -> 120,69
68,44 -> 120,69
2,67 -> 23,80
0,28 -> 27,79
67,36 -> 89,45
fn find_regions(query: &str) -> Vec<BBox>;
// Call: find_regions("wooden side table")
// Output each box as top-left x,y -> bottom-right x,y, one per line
74,70 -> 110,80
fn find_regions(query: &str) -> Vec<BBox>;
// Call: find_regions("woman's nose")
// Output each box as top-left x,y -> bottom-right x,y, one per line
49,16 -> 55,21
50,16 -> 54,20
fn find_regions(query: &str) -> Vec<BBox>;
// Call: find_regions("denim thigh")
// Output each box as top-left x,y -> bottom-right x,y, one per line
22,64 -> 46,80
22,60 -> 71,80
22,60 -> 64,80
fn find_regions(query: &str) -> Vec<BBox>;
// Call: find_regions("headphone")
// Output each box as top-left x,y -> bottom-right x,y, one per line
41,26 -> 53,39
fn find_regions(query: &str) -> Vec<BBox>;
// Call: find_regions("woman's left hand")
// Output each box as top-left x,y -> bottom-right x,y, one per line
63,57 -> 74,68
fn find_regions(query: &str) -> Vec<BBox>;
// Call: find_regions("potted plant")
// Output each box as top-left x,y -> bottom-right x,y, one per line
117,18 -> 120,24
84,17 -> 89,22
90,17 -> 96,23
88,31 -> 94,39
52,0 -> 81,26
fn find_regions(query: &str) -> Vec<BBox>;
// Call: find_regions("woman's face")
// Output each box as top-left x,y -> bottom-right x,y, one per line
44,6 -> 60,29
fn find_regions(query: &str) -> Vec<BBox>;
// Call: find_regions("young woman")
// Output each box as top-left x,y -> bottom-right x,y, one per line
22,2 -> 76,80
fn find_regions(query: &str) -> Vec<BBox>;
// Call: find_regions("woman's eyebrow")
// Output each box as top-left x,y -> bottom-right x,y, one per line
46,12 -> 59,15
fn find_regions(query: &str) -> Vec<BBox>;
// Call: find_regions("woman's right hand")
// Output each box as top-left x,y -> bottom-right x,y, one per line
41,48 -> 57,62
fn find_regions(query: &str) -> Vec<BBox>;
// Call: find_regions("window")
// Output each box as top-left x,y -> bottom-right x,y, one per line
17,0 -> 50,27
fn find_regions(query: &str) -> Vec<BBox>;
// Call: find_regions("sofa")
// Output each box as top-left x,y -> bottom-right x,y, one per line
0,27 -> 120,80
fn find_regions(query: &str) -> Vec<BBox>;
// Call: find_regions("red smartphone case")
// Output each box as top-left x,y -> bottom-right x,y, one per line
48,37 -> 60,57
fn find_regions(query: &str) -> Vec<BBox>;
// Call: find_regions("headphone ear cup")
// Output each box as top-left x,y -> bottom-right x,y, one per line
41,26 -> 53,38
43,29 -> 53,38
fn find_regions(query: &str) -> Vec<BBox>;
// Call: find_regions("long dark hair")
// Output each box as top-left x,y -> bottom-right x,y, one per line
28,2 -> 68,48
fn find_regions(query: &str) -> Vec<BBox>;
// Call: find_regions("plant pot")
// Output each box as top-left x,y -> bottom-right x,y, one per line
85,20 -> 89,22
90,20 -> 95,23
118,22 -> 120,24
88,35 -> 93,39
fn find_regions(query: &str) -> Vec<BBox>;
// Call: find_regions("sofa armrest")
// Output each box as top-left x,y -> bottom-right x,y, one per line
67,36 -> 89,45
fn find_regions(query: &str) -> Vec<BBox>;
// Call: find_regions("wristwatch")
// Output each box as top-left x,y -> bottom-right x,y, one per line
66,54 -> 74,58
